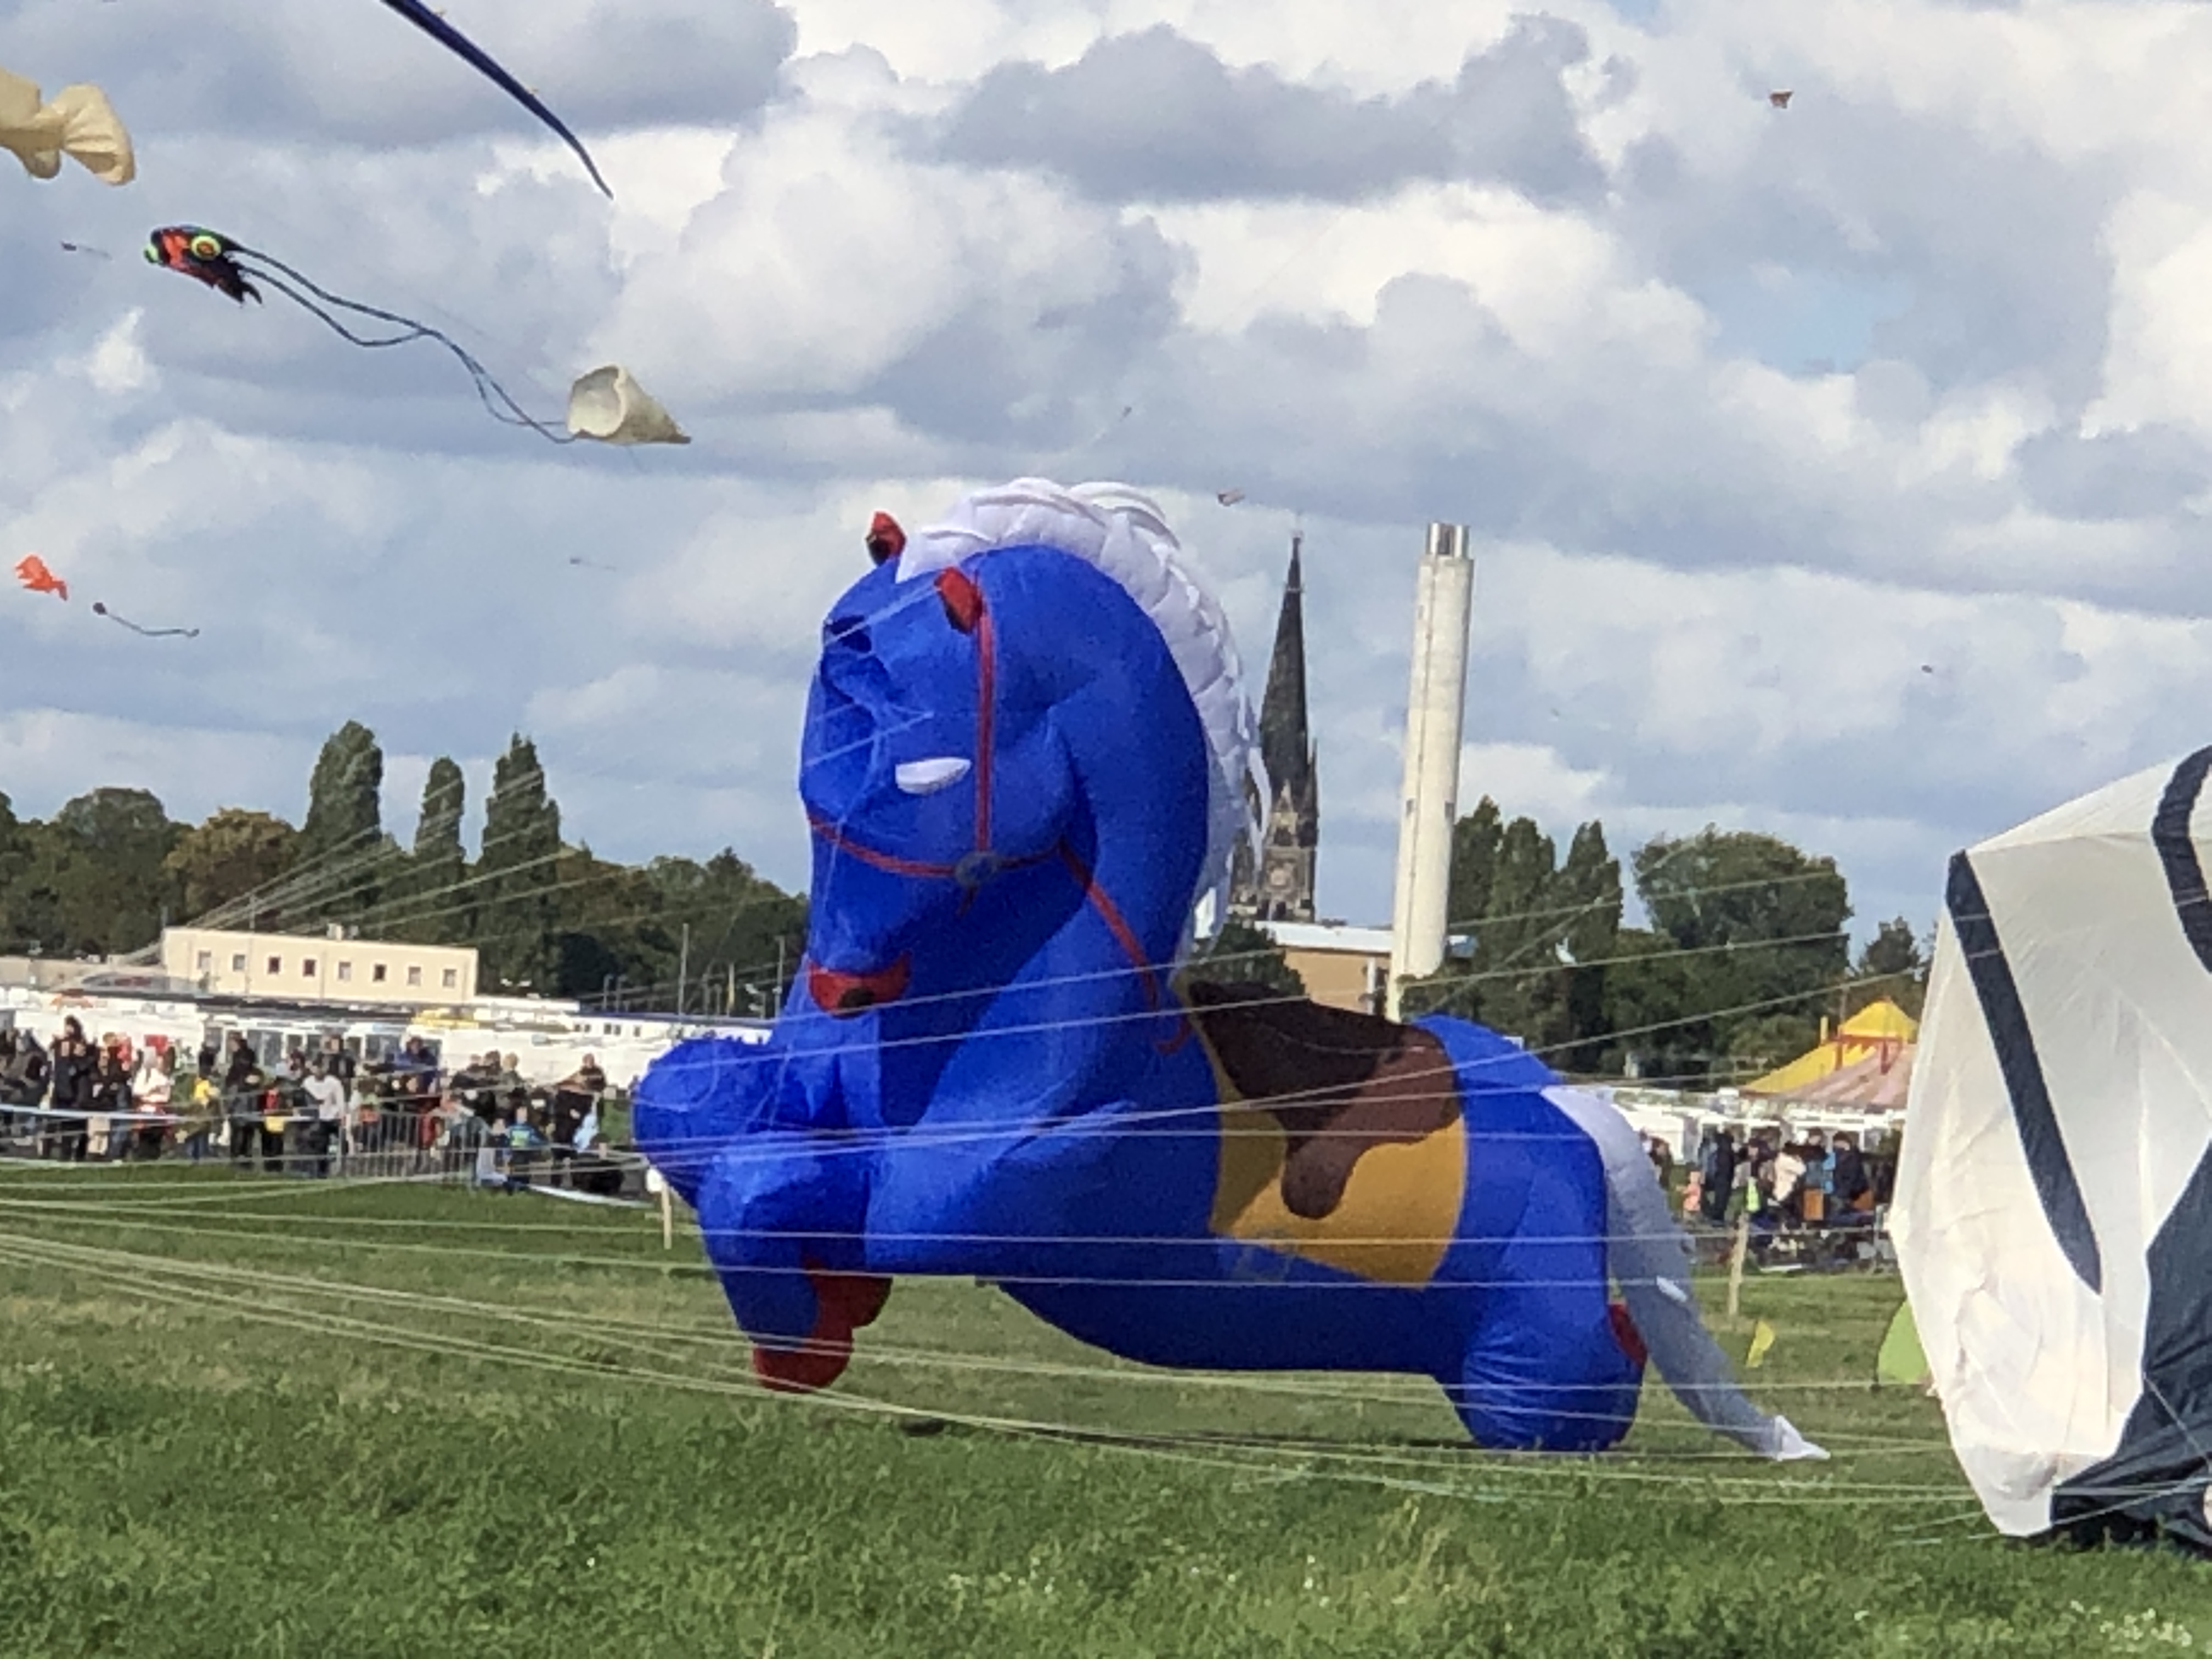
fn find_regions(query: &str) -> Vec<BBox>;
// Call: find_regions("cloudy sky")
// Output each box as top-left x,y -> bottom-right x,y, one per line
5,0 -> 2211,942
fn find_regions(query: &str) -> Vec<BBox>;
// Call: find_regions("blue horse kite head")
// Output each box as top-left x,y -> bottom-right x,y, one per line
636,481 -> 1265,1191
795,482 -> 1263,1031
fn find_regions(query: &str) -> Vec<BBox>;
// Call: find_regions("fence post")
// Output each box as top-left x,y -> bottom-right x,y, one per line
1726,1214 -> 1750,1320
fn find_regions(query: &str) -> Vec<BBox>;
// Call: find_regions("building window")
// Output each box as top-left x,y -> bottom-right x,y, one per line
337,961 -> 353,983
407,965 -> 422,987
302,959 -> 317,977
195,950 -> 212,972
372,963 -> 387,984
441,968 -> 458,989
231,954 -> 247,972
267,956 -> 281,975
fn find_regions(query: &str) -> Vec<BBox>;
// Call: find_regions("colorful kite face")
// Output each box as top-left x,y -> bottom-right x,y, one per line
145,226 -> 258,304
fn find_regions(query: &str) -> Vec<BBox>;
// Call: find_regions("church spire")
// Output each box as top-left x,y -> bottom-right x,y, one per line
1259,533 -> 1312,807
1230,533 -> 1319,923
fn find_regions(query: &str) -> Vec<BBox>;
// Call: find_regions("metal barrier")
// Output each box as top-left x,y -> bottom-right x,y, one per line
0,1097 -> 648,1200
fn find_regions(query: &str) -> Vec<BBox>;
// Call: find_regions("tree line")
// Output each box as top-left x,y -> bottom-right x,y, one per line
1399,798 -> 1929,1085
1206,795 -> 1929,1087
0,721 -> 808,1012
0,734 -> 1927,1062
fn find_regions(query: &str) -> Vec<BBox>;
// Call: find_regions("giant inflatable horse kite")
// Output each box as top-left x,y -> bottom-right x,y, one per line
637,481 -> 1819,1458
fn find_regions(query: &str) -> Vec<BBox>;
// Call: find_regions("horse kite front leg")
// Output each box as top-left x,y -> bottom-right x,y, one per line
635,1036 -> 889,1392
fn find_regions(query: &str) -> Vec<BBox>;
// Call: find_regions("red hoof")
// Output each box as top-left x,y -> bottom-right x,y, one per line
749,1268 -> 893,1395
1608,1299 -> 1649,1368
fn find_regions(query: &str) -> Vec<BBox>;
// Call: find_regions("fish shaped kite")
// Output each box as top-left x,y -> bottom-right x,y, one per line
15,555 -> 66,600
14,556 -> 197,638
379,0 -> 610,197
0,66 -> 133,185
146,226 -> 689,447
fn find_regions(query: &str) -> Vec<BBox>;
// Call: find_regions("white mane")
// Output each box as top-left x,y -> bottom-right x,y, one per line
894,478 -> 1266,940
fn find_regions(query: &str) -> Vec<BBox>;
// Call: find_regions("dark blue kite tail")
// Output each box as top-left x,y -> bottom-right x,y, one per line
379,0 -> 612,197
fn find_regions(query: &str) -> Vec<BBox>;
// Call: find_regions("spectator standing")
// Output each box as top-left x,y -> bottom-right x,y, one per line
1831,1132 -> 1870,1214
45,1018 -> 94,1161
131,1041 -> 174,1161
504,1094 -> 546,1192
222,1033 -> 261,1168
1801,1130 -> 1832,1227
1701,1129 -> 1737,1226
302,1057 -> 347,1178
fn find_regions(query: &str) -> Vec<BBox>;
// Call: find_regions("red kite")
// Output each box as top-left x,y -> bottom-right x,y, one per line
15,554 -> 65,600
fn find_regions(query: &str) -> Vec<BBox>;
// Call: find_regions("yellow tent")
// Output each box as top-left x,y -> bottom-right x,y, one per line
1744,998 -> 1916,1098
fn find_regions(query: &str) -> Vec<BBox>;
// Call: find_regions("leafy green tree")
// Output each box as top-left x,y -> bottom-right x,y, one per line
1630,827 -> 1852,1067
1407,810 -> 1622,1071
385,758 -> 469,945
294,721 -> 386,923
475,736 -> 563,990
7,788 -> 180,955
1848,916 -> 1931,1018
1194,917 -> 1307,998
1598,927 -> 1714,1081
164,809 -> 300,922
1446,797 -> 1503,931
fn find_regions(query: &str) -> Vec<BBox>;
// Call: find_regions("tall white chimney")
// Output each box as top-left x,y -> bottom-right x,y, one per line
1386,523 -> 1475,1019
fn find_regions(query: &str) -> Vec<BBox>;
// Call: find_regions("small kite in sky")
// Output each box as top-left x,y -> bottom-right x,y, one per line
0,65 -> 133,185
15,556 -> 198,637
93,601 -> 199,639
59,240 -> 109,259
1769,91 -> 1793,109
15,555 -> 66,600
145,226 -> 689,447
1215,488 -> 1246,506
379,0 -> 611,197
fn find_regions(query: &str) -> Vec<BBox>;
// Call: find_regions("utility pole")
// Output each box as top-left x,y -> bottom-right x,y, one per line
676,923 -> 690,1016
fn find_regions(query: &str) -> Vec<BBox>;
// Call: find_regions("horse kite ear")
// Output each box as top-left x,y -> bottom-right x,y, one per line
934,568 -> 984,634
865,512 -> 905,566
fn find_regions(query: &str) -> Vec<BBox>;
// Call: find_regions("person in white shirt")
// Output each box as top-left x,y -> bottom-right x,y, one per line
131,1041 -> 175,1162
302,1057 -> 348,1178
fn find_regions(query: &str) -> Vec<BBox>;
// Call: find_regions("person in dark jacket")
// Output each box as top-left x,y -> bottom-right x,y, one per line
44,1018 -> 94,1161
222,1032 -> 262,1168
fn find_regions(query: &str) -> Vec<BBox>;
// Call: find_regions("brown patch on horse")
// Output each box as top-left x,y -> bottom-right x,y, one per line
1183,980 -> 1459,1221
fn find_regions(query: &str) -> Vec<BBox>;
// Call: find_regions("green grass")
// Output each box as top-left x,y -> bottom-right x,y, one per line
1,1166 -> 2208,1658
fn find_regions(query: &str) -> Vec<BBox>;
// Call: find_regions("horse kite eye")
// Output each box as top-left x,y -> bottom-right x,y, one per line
934,568 -> 985,634
865,511 -> 906,566
895,758 -> 972,795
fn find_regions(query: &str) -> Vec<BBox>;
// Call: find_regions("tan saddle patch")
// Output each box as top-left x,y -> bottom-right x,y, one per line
1184,979 -> 1467,1286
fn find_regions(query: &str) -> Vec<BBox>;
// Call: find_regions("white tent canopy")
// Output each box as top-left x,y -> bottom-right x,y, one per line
1896,748 -> 2212,1549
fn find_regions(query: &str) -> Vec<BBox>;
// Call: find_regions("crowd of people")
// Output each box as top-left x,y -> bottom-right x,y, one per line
1660,1124 -> 1900,1260
0,1020 -> 618,1191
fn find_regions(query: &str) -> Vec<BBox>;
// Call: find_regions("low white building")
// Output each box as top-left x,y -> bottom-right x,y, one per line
160,927 -> 479,1008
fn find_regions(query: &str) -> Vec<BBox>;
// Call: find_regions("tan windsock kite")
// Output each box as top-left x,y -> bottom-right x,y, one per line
566,364 -> 690,445
0,67 -> 134,185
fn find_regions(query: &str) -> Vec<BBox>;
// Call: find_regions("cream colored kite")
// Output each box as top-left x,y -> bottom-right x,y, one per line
566,364 -> 690,445
0,66 -> 133,185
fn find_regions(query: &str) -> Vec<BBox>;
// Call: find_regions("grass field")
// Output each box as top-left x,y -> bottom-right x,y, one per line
2,1165 -> 2209,1658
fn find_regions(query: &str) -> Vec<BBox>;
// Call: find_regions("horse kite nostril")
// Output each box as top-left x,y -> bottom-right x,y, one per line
807,956 -> 912,1017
